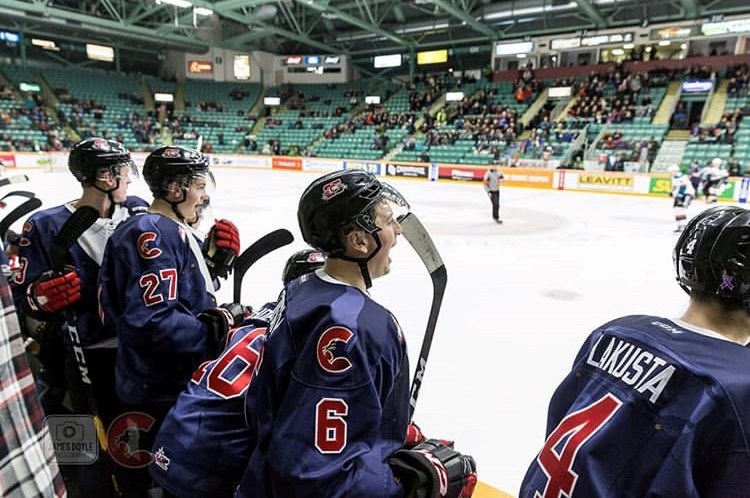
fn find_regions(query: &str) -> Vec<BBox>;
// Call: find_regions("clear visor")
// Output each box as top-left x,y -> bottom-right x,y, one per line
356,181 -> 411,232
191,170 -> 216,194
380,181 -> 410,223
120,159 -> 139,180
189,196 -> 214,232
186,171 -> 216,232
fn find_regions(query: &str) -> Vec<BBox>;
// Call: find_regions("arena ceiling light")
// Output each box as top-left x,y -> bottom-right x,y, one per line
194,7 -> 213,15
156,0 -> 193,8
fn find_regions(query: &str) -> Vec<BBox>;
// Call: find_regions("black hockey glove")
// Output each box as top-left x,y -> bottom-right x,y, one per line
389,439 -> 477,498
198,303 -> 250,348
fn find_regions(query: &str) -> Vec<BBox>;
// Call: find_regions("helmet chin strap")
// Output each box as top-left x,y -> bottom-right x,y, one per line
92,176 -> 121,217
161,183 -> 191,223
338,233 -> 382,289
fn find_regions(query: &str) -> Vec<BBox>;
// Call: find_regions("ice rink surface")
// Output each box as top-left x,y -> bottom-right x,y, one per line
12,166 -> 726,496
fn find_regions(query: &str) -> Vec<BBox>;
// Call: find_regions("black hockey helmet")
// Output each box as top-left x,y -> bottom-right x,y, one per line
674,205 -> 750,311
298,169 -> 409,256
68,137 -> 136,184
297,169 -> 409,288
282,248 -> 325,285
143,145 -> 212,198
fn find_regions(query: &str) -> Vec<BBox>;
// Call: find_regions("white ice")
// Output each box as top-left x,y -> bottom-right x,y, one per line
14,166 -> 720,496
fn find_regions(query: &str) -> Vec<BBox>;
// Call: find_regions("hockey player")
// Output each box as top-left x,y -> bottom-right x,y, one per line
702,157 -> 729,203
149,248 -> 325,498
9,137 -> 148,496
669,165 -> 695,232
98,145 -> 242,497
519,205 -> 750,497
235,169 -> 477,498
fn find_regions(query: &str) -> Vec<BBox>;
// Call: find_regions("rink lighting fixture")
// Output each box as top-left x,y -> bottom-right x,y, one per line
623,43 -> 634,49
336,33 -> 377,41
156,0 -> 193,8
480,2 -> 575,21
395,22 -> 449,34
658,40 -> 671,46
194,7 -> 213,15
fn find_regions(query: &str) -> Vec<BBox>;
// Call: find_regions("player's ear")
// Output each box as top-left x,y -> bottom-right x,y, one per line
344,228 -> 369,256
165,181 -> 183,200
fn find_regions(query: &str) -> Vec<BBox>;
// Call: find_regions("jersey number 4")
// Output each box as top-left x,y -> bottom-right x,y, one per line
534,393 -> 622,498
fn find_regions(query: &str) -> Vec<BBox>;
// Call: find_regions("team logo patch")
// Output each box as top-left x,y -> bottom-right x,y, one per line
307,251 -> 325,263
719,271 -> 735,291
153,447 -> 171,471
92,139 -> 109,150
316,326 -> 353,373
321,178 -> 346,202
137,232 -> 162,259
162,147 -> 181,159
107,411 -> 156,469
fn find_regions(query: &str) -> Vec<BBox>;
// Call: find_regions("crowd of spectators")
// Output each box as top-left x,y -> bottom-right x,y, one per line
567,65 -> 656,124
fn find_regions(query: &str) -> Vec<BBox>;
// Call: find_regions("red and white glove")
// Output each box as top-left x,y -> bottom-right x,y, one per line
389,439 -> 477,498
405,423 -> 427,448
27,268 -> 81,314
210,219 -> 240,255
205,219 -> 240,279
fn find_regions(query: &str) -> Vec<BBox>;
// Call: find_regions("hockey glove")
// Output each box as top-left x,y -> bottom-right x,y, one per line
198,303 -> 251,347
204,219 -> 240,280
405,422 -> 427,448
389,439 -> 477,498
26,267 -> 81,315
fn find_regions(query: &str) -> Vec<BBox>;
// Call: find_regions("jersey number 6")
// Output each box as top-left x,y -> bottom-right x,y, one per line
315,398 -> 348,454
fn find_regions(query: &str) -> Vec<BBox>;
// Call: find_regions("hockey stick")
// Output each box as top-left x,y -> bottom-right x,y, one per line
0,191 -> 42,241
49,206 -> 122,493
233,228 -> 294,303
399,212 -> 448,422
0,174 -> 29,188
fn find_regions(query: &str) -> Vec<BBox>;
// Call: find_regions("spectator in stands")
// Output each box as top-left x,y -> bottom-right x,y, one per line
646,137 -> 658,172
728,157 -> 742,177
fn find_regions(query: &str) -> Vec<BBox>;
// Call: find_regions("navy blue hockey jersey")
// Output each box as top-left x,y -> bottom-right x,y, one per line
235,271 -> 411,498
520,315 -> 750,498
98,213 -> 217,405
149,306 -> 273,498
11,198 -> 148,346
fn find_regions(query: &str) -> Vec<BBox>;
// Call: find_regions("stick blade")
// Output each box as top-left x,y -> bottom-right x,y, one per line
233,228 -> 295,302
0,174 -> 30,187
400,212 -> 445,275
51,205 -> 99,270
